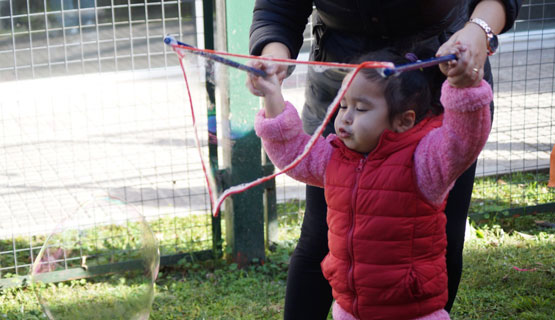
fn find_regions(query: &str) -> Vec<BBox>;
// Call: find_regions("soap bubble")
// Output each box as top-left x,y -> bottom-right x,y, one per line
30,196 -> 160,320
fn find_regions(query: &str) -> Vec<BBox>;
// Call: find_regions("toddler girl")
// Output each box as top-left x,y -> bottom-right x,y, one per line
248,47 -> 492,320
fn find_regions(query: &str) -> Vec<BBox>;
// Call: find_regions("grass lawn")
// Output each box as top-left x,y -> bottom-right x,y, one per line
1,174 -> 554,319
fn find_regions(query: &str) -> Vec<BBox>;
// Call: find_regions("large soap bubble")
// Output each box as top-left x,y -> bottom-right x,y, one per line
30,196 -> 160,320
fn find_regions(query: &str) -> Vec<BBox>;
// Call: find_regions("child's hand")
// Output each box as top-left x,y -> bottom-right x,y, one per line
245,60 -> 282,97
245,59 -> 286,118
437,41 -> 483,88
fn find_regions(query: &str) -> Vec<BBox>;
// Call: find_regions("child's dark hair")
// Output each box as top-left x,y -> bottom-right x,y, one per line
356,47 -> 444,124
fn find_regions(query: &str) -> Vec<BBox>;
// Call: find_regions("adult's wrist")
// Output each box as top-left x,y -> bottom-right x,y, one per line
466,17 -> 499,55
261,42 -> 291,59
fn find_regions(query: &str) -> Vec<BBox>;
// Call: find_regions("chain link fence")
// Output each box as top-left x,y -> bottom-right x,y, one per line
1,0 -> 554,284
471,0 -> 555,218
0,0 -> 216,283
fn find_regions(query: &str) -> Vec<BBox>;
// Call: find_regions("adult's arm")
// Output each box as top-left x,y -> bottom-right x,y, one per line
249,0 -> 313,58
438,0 -> 522,87
470,0 -> 522,34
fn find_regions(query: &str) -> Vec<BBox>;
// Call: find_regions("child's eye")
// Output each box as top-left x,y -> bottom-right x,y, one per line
355,107 -> 368,112
339,104 -> 347,109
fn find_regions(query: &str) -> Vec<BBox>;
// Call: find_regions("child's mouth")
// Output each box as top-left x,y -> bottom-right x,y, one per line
338,128 -> 351,139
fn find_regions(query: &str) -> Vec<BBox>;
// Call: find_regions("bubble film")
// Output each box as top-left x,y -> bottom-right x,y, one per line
31,197 -> 160,320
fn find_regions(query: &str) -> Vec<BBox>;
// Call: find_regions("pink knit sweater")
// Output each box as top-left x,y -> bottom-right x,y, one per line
255,80 -> 492,206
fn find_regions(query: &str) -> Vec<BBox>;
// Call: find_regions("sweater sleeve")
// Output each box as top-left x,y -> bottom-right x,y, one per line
254,102 -> 333,187
415,80 -> 493,205
249,0 -> 313,58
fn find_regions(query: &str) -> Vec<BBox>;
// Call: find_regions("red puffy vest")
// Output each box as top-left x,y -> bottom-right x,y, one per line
321,116 -> 448,320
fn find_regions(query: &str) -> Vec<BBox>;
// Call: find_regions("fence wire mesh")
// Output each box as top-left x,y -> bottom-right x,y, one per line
0,0 -> 214,281
0,0 -> 198,80
0,0 -> 554,282
471,0 -> 555,218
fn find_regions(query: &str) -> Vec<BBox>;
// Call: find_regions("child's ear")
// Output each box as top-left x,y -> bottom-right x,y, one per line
393,110 -> 416,133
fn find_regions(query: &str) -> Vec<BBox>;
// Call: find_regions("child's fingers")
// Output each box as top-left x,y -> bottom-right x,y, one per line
245,59 -> 268,95
245,74 -> 264,97
246,59 -> 261,69
247,59 -> 269,75
262,63 -> 275,75
245,58 -> 285,95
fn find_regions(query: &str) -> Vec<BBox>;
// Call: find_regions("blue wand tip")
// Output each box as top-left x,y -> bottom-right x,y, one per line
382,68 -> 395,77
163,35 -> 178,46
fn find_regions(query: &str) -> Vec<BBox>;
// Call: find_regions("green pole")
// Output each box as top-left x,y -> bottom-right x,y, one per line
217,0 -> 265,266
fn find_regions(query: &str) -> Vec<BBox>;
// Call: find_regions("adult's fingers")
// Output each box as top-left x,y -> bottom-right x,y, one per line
446,49 -> 483,88
447,66 -> 483,88
436,38 -> 462,77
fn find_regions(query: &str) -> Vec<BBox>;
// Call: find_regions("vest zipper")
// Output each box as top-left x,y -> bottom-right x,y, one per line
347,157 -> 366,319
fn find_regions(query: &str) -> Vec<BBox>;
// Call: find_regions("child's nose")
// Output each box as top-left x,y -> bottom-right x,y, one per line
342,109 -> 354,124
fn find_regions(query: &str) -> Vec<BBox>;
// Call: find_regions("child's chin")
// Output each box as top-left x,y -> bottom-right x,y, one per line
351,144 -> 373,154
347,144 -> 363,153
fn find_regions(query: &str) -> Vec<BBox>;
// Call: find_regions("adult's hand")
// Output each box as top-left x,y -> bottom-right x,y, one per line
437,0 -> 507,88
436,22 -> 487,88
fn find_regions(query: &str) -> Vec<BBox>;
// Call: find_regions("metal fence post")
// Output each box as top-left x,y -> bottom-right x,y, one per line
203,0 -> 223,259
215,0 -> 265,267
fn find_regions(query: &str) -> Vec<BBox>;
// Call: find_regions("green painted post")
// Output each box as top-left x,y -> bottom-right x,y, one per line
217,0 -> 265,266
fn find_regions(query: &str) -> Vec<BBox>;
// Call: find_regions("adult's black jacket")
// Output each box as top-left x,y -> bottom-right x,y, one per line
249,0 -> 522,62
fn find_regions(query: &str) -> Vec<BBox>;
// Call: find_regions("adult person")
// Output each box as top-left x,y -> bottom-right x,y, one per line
248,1 -> 521,318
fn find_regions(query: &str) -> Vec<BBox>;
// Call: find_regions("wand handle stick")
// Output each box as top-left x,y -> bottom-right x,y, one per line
164,35 -> 267,77
382,54 -> 457,77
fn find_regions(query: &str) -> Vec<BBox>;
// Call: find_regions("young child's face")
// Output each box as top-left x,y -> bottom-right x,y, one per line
334,72 -> 392,154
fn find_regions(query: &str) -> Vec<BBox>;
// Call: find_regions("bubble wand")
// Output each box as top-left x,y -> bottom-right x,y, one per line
165,38 -> 455,216
164,35 -> 267,77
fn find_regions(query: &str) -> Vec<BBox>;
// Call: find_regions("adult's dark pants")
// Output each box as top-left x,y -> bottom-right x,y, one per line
283,61 -> 493,319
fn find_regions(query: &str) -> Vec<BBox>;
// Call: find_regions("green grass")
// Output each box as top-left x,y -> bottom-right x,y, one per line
454,217 -> 555,320
1,174 -> 554,319
1,212 -> 552,319
0,214 -> 213,279
470,171 -> 555,218
1,276 -> 155,320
